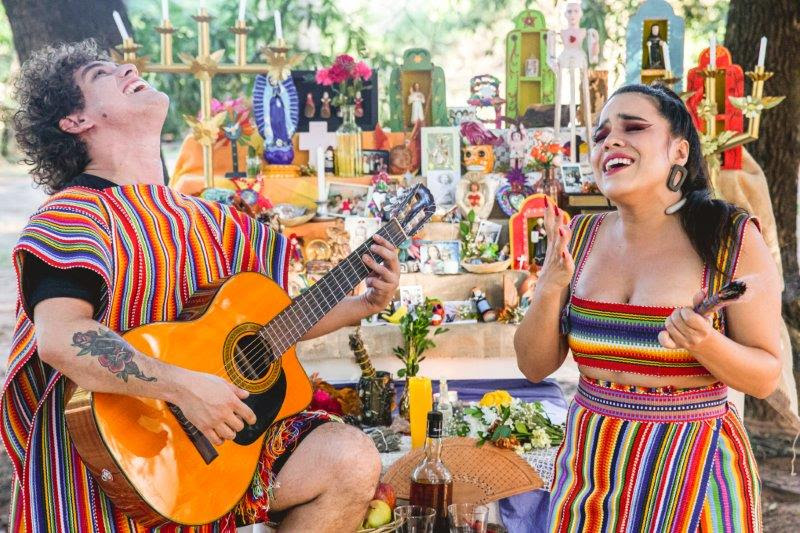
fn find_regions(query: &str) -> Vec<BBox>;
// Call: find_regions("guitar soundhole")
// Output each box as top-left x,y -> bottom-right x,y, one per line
234,334 -> 272,381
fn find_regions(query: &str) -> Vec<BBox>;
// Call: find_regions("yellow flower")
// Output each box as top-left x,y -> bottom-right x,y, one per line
479,390 -> 513,408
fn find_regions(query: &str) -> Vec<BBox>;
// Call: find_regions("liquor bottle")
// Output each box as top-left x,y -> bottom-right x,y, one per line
410,411 -> 453,533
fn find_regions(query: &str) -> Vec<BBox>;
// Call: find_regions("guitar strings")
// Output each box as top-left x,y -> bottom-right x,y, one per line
205,220 -> 406,386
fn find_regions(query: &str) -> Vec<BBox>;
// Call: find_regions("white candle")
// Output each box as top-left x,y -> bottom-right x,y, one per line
274,10 -> 283,41
238,0 -> 247,22
161,0 -> 169,21
112,11 -> 129,41
709,36 -> 716,67
757,36 -> 767,68
316,147 -> 326,201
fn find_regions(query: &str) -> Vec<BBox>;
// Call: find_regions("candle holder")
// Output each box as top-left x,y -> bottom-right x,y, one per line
313,200 -> 335,222
111,9 -> 304,189
694,63 -> 784,192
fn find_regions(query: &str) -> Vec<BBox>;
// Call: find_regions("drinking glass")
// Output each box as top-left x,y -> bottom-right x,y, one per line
395,505 -> 436,533
447,503 -> 489,533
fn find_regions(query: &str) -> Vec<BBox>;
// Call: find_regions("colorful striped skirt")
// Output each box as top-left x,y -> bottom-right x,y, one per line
548,377 -> 761,532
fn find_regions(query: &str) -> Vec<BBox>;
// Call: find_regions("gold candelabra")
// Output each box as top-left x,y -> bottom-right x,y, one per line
695,64 -> 784,192
112,9 -> 303,188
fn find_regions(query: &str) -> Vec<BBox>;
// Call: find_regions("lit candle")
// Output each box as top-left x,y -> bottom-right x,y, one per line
112,11 -> 130,41
161,0 -> 169,21
274,10 -> 283,41
709,35 -> 716,68
238,0 -> 246,22
316,147 -> 326,201
757,36 -> 767,68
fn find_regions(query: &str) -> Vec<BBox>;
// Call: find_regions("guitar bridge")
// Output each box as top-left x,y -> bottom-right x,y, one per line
167,403 -> 218,464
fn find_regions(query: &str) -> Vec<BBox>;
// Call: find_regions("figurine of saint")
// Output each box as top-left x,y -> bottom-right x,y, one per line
466,181 -> 484,208
354,90 -> 364,118
253,75 -> 299,165
645,25 -> 670,71
429,135 -> 451,170
407,82 -> 426,126
304,92 -> 315,118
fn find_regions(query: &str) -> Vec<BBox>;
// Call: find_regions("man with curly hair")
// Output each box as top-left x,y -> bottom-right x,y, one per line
2,40 -> 400,532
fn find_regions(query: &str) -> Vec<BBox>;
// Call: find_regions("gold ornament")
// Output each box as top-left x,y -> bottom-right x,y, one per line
729,95 -> 785,119
184,112 -> 227,146
179,50 -> 225,80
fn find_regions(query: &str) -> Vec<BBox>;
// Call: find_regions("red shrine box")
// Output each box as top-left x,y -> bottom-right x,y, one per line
509,194 -> 570,271
686,45 -> 744,170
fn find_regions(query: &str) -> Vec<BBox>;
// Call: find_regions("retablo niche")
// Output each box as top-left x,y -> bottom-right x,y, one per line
388,48 -> 448,131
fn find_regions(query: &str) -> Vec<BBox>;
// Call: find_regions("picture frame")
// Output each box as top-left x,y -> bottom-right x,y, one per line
421,127 -> 461,175
399,285 -> 425,311
418,240 -> 460,275
426,170 -> 460,211
344,216 -> 381,252
326,182 -> 372,217
447,107 -> 476,126
559,163 -> 584,193
476,220 -> 502,245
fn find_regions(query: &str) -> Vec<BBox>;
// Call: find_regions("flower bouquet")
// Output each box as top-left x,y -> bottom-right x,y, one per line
452,390 -> 564,454
526,130 -> 563,170
315,54 -> 373,107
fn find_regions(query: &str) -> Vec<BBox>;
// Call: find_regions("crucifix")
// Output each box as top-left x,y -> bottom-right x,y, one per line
298,121 -> 338,169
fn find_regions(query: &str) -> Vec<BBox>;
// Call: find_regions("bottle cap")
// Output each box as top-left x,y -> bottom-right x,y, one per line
427,410 -> 443,438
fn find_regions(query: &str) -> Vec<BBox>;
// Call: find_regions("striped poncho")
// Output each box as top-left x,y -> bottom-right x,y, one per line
1,184 -> 291,531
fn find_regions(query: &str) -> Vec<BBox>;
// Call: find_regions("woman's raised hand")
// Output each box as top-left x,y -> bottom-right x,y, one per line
537,197 -> 575,291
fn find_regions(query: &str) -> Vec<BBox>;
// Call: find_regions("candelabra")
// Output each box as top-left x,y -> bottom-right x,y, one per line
112,9 -> 303,188
695,64 -> 784,192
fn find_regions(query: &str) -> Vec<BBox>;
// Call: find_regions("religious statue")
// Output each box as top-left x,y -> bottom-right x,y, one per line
506,124 -> 528,170
253,72 -> 300,166
645,25 -> 670,71
320,91 -> 332,119
547,1 -> 599,162
304,92 -> 315,118
407,82 -> 426,126
354,90 -> 364,118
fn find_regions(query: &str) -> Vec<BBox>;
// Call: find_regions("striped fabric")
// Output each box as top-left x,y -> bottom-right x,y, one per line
548,378 -> 761,532
563,212 -> 754,377
0,184 -> 324,532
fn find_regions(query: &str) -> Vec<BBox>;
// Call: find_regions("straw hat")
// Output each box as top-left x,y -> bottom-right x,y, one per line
382,437 -> 543,504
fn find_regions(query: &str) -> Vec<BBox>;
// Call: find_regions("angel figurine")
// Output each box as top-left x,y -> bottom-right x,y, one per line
506,124 -> 528,170
547,1 -> 599,162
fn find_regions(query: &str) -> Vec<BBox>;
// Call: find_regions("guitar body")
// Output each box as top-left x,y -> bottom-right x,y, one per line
65,271 -> 313,527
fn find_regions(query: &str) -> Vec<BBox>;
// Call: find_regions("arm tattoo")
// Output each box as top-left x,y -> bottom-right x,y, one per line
71,328 -> 156,383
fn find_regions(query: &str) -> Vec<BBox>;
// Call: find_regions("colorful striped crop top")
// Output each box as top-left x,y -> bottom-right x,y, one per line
561,212 -> 754,377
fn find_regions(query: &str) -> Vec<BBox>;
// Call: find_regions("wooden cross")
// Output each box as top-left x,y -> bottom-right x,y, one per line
298,121 -> 338,169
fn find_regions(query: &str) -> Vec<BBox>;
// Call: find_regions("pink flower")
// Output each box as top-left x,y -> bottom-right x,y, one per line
315,67 -> 333,86
310,389 -> 343,415
354,61 -> 372,81
334,54 -> 355,69
328,63 -> 350,84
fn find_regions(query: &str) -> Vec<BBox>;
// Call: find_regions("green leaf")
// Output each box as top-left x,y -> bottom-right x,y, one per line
515,421 -> 530,434
491,424 -> 512,440
397,368 -> 406,377
468,210 -> 476,223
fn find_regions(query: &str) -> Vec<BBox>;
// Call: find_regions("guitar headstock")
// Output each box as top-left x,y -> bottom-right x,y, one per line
386,184 -> 436,243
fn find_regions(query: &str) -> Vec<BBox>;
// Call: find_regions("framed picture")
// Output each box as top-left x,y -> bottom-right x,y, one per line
559,163 -> 583,193
447,107 -> 475,126
362,150 -> 390,174
418,240 -> 460,275
443,300 -> 477,323
344,216 -> 381,252
399,285 -> 425,311
421,127 -> 461,174
476,220 -> 502,245
326,182 -> 371,217
426,170 -> 460,211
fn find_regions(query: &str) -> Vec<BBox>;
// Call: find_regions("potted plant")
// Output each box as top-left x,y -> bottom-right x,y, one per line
459,210 -> 511,273
393,300 -> 448,419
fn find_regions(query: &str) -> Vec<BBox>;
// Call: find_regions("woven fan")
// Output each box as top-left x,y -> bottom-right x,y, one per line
382,437 -> 543,505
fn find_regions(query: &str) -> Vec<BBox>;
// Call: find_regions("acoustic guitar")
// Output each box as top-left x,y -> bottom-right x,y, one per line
65,185 -> 436,527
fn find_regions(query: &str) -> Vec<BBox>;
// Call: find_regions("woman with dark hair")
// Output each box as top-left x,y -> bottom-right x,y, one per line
515,84 -> 780,531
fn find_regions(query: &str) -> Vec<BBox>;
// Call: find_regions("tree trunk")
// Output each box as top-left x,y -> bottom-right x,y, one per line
2,0 -> 130,62
725,0 -> 800,410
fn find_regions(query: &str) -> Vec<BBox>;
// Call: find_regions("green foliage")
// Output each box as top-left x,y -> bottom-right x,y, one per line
460,209 -> 499,262
393,298 -> 448,378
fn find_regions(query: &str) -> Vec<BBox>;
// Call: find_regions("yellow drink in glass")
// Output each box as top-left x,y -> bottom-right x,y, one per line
409,376 -> 433,449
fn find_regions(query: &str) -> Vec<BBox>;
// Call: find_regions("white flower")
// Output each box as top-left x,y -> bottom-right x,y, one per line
530,427 -> 550,448
481,407 -> 499,425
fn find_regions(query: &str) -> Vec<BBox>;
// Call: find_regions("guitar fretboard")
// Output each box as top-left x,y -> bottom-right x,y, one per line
259,219 -> 406,357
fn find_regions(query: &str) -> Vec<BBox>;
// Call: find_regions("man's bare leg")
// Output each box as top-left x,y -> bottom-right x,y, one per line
269,422 -> 381,532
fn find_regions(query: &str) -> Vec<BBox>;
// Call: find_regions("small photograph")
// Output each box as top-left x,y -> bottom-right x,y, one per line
418,240 -> 460,275
344,216 -> 381,252
476,220 -> 502,245
421,127 -> 461,173
426,170 -> 460,211
362,150 -> 390,174
559,163 -> 583,193
447,107 -> 475,126
399,285 -> 425,311
326,182 -> 371,216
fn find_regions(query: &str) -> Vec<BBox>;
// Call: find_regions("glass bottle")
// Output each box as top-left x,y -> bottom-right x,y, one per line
335,104 -> 362,177
410,411 -> 453,533
437,379 -> 453,436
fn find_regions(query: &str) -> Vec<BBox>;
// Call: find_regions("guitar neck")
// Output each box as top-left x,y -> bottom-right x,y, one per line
261,219 -> 406,354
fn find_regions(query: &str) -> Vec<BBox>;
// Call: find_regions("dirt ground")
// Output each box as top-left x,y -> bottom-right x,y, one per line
0,165 -> 797,531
